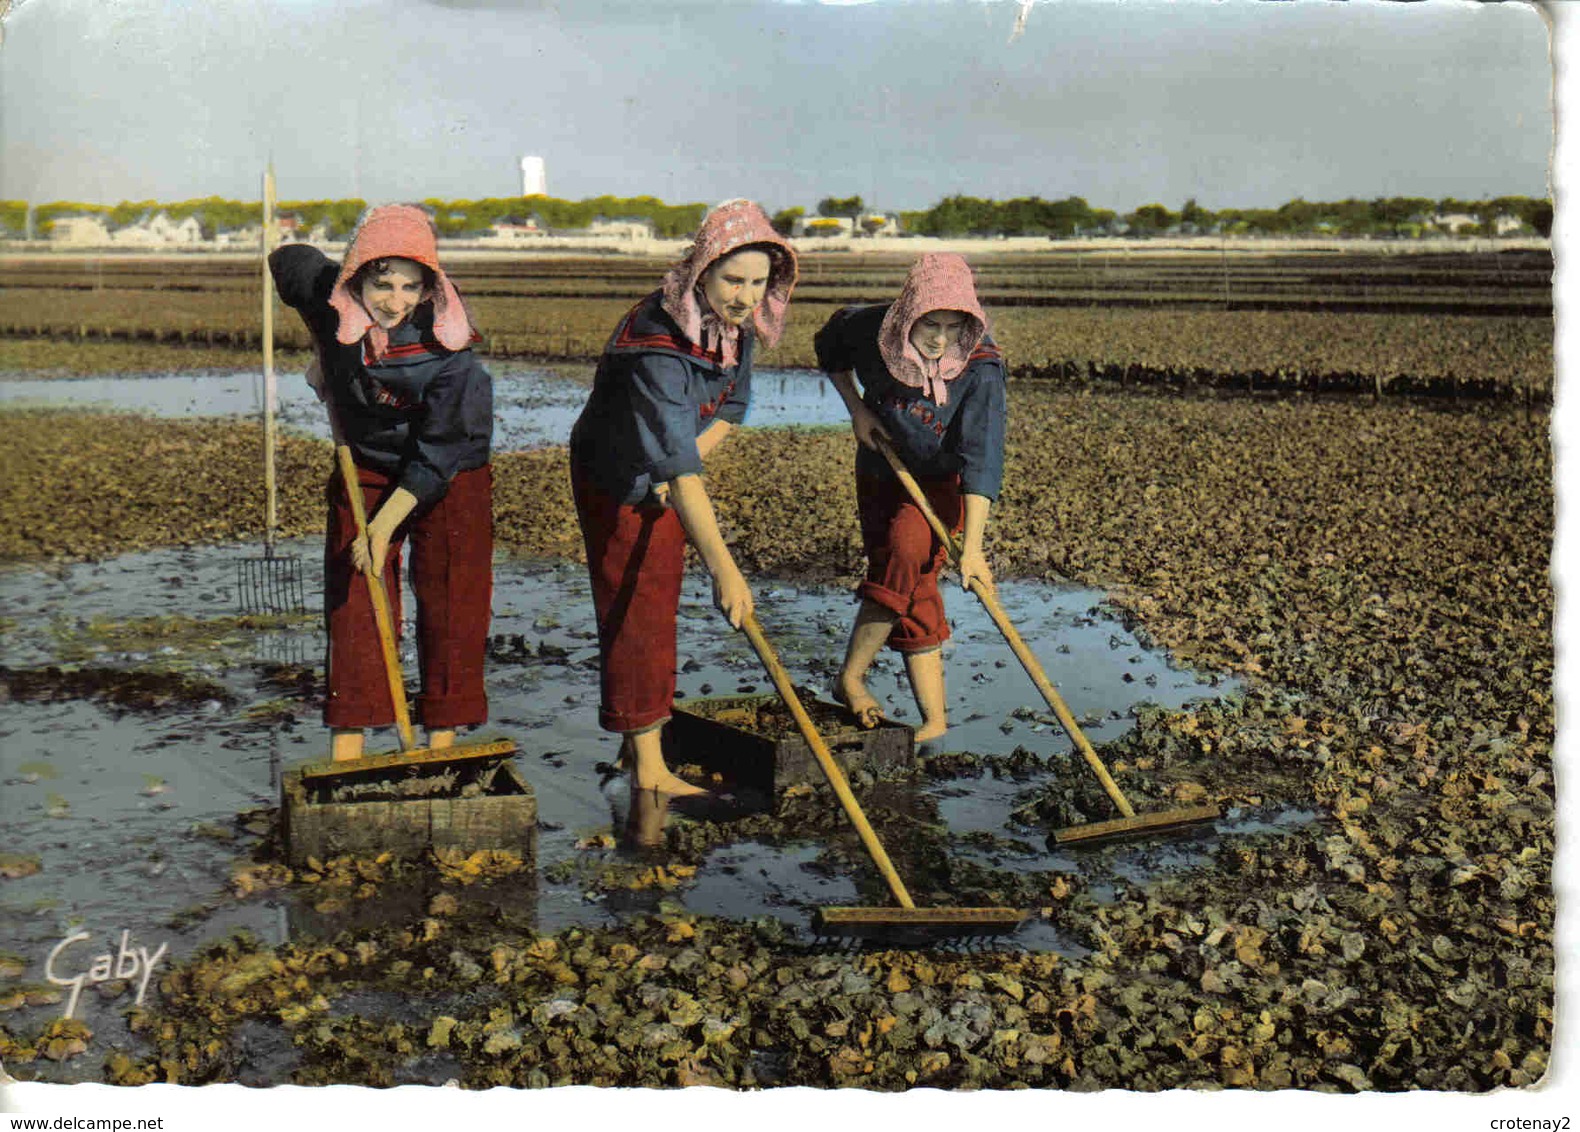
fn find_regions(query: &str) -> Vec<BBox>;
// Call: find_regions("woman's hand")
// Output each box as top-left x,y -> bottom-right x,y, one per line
957,545 -> 994,594
711,563 -> 754,629
850,403 -> 890,451
958,494 -> 994,593
349,528 -> 393,577
352,487 -> 418,577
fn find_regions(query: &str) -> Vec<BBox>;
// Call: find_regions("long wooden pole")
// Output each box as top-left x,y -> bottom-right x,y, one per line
261,165 -> 279,556
334,440 -> 417,752
872,435 -> 1135,818
740,613 -> 915,909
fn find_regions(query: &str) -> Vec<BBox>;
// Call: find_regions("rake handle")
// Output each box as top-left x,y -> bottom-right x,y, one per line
335,441 -> 416,752
741,612 -> 915,909
872,435 -> 1136,819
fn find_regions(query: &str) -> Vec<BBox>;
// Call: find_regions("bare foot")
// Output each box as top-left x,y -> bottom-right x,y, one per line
428,729 -> 456,750
913,718 -> 948,743
833,678 -> 885,730
623,787 -> 671,848
631,769 -> 708,797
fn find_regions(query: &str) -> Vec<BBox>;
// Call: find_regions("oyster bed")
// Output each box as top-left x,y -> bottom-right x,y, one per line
0,386 -> 1552,1092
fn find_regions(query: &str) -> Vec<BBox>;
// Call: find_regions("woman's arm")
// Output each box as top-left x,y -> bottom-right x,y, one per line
651,420 -> 731,509
828,369 -> 889,450
667,473 -> 753,629
696,418 -> 734,461
957,493 -> 994,593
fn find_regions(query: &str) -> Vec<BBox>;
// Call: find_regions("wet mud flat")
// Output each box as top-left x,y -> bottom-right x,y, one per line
0,541 -> 1283,1085
0,390 -> 1554,1092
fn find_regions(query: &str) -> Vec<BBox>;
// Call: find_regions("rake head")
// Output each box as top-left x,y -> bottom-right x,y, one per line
813,905 -> 1027,947
1052,802 -> 1221,847
237,551 -> 307,616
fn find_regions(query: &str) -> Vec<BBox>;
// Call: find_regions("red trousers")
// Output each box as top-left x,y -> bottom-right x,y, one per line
856,472 -> 964,653
571,468 -> 687,733
323,463 -> 493,730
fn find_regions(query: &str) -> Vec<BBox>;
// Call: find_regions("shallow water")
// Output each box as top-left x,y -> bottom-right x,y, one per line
0,366 -> 852,451
0,540 -> 1327,1082
0,538 -> 1256,969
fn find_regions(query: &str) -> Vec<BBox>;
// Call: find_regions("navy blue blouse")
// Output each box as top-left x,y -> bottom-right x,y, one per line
269,243 -> 492,506
570,291 -> 753,505
814,303 -> 1007,501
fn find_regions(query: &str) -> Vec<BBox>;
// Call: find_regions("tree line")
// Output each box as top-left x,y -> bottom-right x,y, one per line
0,191 -> 1553,241
893,194 -> 1552,238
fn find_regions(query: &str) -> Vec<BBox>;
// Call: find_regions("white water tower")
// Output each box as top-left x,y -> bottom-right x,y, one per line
520,156 -> 546,197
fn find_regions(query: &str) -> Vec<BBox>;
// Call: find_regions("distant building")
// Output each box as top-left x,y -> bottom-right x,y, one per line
792,215 -> 855,238
48,215 -> 113,245
521,155 -> 547,197
789,212 -> 900,239
486,218 -> 543,242
1431,212 -> 1525,237
114,212 -> 203,247
214,224 -> 262,249
1433,213 -> 1480,235
586,217 -> 655,240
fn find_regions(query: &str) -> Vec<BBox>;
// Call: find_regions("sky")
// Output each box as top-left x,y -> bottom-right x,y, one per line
0,0 -> 1555,214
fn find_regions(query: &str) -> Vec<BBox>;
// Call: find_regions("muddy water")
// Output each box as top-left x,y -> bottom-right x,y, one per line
0,538 -> 1255,974
0,539 -> 1313,1081
0,366 -> 851,451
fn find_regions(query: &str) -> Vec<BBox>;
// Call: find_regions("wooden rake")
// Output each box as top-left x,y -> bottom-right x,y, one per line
872,434 -> 1219,846
740,612 -> 1024,942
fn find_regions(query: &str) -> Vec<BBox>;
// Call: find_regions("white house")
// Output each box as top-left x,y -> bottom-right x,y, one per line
1432,212 -> 1526,237
114,212 -> 204,247
486,219 -> 544,242
48,215 -> 114,245
586,218 -> 655,240
214,224 -> 263,249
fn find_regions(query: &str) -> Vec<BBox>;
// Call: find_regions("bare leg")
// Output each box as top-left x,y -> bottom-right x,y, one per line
427,729 -> 455,750
835,598 -> 897,729
904,647 -> 947,742
330,728 -> 365,762
626,723 -> 706,796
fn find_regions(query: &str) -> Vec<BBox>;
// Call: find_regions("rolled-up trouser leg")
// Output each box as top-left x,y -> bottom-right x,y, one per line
855,471 -> 964,653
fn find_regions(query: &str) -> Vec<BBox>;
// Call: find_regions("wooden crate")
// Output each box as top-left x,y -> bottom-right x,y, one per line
281,755 -> 537,866
663,692 -> 913,794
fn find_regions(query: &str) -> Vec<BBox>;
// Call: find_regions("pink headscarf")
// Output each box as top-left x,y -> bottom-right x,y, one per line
877,253 -> 988,406
660,199 -> 797,368
329,204 -> 475,362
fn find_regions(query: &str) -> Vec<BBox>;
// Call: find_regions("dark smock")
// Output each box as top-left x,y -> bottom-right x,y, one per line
268,243 -> 494,730
815,302 -> 1008,651
570,291 -> 754,732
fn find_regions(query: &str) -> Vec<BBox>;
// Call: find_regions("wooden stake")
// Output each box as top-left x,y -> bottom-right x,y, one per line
262,165 -> 279,556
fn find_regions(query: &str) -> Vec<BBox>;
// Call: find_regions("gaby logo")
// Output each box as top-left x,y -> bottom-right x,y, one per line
45,928 -> 170,1020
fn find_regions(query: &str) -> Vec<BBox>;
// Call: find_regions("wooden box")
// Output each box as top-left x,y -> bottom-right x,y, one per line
281,752 -> 537,867
663,692 -> 914,794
